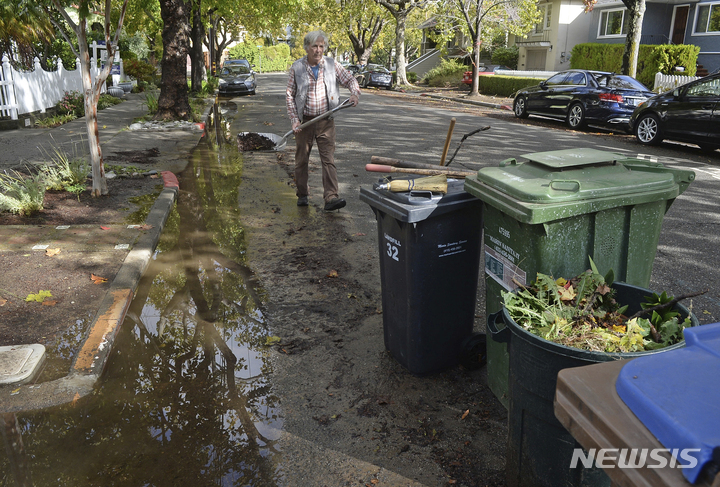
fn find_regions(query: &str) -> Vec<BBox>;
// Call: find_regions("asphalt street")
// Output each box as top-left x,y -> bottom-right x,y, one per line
234,72 -> 720,326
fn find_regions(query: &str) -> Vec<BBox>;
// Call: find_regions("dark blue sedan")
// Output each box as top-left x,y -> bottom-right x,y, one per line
513,70 -> 653,130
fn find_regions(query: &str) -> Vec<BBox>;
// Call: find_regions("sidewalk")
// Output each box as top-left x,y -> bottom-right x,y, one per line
0,93 -> 206,412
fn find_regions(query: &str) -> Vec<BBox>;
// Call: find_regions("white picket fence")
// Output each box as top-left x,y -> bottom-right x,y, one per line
653,72 -> 701,92
0,54 -> 117,122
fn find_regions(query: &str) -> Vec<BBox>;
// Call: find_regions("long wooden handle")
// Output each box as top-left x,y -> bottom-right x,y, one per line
439,118 -> 456,166
366,164 -> 475,178
371,156 -> 454,171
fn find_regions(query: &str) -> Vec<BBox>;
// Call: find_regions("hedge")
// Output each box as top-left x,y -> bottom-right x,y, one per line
478,75 -> 539,97
226,42 -> 293,72
569,43 -> 700,88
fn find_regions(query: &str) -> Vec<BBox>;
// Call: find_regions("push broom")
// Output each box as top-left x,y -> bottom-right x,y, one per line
374,174 -> 448,194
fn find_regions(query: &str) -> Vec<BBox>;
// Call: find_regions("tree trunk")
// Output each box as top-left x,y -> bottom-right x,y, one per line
470,29 -> 482,96
189,0 -> 205,92
622,0 -> 645,78
349,16 -> 386,67
156,0 -> 192,121
394,11 -> 409,85
77,21 -> 108,196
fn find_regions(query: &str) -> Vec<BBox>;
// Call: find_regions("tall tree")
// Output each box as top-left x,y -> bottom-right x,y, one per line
0,1 -> 54,69
375,0 -> 430,86
585,0 -> 645,78
155,0 -> 192,121
42,0 -> 130,196
446,0 -> 538,96
189,0 -> 205,92
344,0 -> 389,66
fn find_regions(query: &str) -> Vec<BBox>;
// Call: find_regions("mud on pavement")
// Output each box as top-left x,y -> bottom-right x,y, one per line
235,150 -> 508,486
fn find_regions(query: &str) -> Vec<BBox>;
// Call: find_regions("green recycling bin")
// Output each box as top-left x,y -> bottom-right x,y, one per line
463,148 -> 695,409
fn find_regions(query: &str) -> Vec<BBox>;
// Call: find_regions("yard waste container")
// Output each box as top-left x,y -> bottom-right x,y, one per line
463,148 -> 695,408
360,177 -> 483,375
489,281 -> 700,487
555,323 -> 720,487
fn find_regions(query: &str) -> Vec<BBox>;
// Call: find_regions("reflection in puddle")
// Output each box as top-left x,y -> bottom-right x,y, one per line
0,105 -> 285,485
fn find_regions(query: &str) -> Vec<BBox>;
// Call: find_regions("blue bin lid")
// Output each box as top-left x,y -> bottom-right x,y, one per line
616,323 -> 720,483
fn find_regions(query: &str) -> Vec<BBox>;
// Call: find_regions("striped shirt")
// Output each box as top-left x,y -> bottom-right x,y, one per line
286,57 -> 360,123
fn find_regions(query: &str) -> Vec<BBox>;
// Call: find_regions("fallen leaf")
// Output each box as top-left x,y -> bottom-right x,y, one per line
11,388 -> 20,395
72,392 -> 81,405
354,232 -> 366,236
327,270 -> 338,278
559,285 -> 576,302
136,224 -> 154,230
102,125 -> 107,129
90,274 -> 108,284
0,298 -> 7,306
596,283 -> 611,295
371,480 -> 379,485
45,248 -> 61,256
100,226 -> 111,230
461,409 -> 470,420
150,174 -> 159,178
265,336 -> 281,346
41,300 -> 58,306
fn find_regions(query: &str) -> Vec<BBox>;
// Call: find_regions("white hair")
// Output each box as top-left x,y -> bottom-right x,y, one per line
304,30 -> 329,50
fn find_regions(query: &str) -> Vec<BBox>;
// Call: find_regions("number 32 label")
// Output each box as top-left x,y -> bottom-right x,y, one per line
384,233 -> 401,262
386,242 -> 399,261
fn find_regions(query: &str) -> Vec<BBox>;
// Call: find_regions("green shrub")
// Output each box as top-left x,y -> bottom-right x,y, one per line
570,43 -> 700,88
202,76 -> 219,95
40,142 -> 90,195
407,71 -> 418,83
491,46 -> 519,69
423,59 -> 466,86
98,93 -> 123,110
0,170 -> 46,216
143,92 -> 159,114
478,75 -> 540,97
124,59 -> 156,83
58,90 -> 84,117
227,42 -> 293,72
35,114 -> 76,128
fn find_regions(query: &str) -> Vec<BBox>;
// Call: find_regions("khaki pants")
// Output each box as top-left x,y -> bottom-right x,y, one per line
294,117 -> 337,203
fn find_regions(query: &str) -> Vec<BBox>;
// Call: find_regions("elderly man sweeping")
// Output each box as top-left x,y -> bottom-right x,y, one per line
286,30 -> 360,211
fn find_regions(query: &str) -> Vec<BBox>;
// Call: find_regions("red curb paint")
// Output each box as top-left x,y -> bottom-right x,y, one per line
195,122 -> 205,130
161,171 -> 179,189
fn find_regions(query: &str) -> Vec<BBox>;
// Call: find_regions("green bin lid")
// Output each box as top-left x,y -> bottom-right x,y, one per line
464,148 -> 695,224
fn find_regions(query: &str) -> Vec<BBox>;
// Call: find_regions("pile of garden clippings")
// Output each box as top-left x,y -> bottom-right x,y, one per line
237,133 -> 276,151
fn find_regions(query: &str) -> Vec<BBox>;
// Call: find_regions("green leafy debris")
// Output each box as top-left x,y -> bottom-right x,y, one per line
26,290 -> 53,303
502,266 -> 691,353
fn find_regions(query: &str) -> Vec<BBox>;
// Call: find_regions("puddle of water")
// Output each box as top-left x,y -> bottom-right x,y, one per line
0,104 -> 286,486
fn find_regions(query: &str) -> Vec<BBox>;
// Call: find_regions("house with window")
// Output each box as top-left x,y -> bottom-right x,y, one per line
511,0 -> 720,74
510,0 -> 593,71
587,0 -> 720,75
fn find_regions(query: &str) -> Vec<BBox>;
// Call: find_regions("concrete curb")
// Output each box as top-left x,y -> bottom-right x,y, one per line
419,93 -> 513,111
0,173 -> 179,413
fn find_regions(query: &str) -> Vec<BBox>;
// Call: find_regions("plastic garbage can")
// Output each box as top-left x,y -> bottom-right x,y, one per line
489,281 -> 700,487
555,323 -> 720,487
360,178 -> 483,375
463,148 -> 695,408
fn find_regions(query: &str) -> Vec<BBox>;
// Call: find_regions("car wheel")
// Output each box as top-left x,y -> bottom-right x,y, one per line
513,96 -> 528,118
566,103 -> 586,129
635,113 -> 663,145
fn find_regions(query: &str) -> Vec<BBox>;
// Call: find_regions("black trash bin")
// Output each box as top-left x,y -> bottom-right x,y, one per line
360,178 -> 483,375
489,281 -> 700,487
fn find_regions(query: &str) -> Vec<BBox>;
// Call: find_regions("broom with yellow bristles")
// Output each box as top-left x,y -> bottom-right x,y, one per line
375,174 -> 448,194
